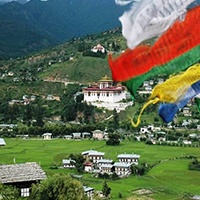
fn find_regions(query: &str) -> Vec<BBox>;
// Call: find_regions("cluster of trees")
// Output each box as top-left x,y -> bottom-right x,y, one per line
0,174 -> 112,200
188,158 -> 200,171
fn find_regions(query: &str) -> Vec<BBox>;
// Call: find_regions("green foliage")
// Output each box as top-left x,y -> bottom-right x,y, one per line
106,133 -> 121,146
69,154 -> 85,173
102,180 -> 111,198
30,174 -> 87,200
0,0 -> 124,58
131,163 -> 149,176
188,158 -> 200,171
0,184 -> 20,200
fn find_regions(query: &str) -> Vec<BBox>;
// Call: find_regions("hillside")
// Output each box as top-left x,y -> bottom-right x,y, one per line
0,28 -> 125,97
0,0 -> 126,58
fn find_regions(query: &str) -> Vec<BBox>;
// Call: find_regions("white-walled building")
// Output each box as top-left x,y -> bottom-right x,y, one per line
91,44 -> 106,53
82,75 -> 126,103
117,154 -> 140,165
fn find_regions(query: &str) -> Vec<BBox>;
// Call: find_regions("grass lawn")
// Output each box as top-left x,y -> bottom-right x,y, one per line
0,138 -> 200,199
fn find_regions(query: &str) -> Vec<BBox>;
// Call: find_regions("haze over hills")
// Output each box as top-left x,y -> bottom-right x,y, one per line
0,0 -> 126,58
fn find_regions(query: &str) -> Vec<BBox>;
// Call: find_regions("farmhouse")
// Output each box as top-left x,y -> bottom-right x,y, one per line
72,132 -> 82,139
42,133 -> 52,140
82,132 -> 91,138
84,161 -> 94,172
96,159 -> 113,167
82,150 -> 105,163
113,162 -> 132,177
0,162 -> 46,197
92,129 -> 104,140
62,159 -> 76,169
117,154 -> 140,165
83,186 -> 94,199
99,164 -> 114,175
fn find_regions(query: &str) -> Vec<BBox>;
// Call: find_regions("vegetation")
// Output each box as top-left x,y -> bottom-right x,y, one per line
0,184 -> 21,200
0,0 -> 124,58
106,133 -> 121,146
102,180 -> 111,198
1,139 -> 200,199
30,174 -> 87,200
188,158 -> 200,171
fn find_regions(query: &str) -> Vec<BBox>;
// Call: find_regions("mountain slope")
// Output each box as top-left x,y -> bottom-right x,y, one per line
0,0 -> 126,58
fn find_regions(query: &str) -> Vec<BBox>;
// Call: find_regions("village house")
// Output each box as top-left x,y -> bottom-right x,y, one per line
63,135 -> 73,140
42,133 -> 52,140
82,132 -> 91,138
91,44 -> 106,53
96,159 -> 113,167
113,162 -> 132,177
0,124 -> 17,132
182,107 -> 191,116
46,94 -> 60,101
99,164 -> 114,175
92,129 -> 104,140
83,161 -> 94,172
0,162 -> 46,197
83,186 -> 94,199
82,150 -> 105,163
72,132 -> 82,139
62,159 -> 76,169
117,154 -> 140,165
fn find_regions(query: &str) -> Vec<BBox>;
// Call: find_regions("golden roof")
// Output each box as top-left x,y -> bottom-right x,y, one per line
100,75 -> 112,82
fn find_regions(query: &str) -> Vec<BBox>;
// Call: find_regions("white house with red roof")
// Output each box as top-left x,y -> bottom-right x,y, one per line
91,44 -> 106,53
82,75 -> 126,103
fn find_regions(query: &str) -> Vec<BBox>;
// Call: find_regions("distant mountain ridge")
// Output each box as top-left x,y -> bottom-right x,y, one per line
0,0 -> 126,58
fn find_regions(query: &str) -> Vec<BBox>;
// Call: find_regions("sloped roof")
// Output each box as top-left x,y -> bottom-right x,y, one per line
117,154 -> 140,159
0,162 -> 47,184
113,162 -> 131,168
62,159 -> 76,164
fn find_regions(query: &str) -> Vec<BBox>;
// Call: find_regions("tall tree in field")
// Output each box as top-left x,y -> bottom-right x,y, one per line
102,180 -> 111,198
113,108 -> 119,129
30,174 -> 87,200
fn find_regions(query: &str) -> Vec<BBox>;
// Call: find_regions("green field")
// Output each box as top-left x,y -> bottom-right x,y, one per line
0,138 -> 200,200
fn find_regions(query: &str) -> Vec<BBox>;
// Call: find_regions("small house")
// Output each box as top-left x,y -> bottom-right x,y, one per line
62,159 -> 76,169
92,130 -> 104,140
83,186 -> 94,199
96,159 -> 113,167
0,162 -> 46,197
84,161 -> 93,172
42,133 -> 52,140
99,164 -> 114,175
72,132 -> 82,139
82,150 -> 105,163
63,135 -> 72,140
117,154 -> 140,165
113,162 -> 132,177
82,132 -> 91,138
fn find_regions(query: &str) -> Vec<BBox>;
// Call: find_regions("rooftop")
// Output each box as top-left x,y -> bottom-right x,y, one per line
0,162 -> 47,184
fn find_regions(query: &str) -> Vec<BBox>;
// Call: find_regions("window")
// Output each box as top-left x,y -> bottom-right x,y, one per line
21,188 -> 30,197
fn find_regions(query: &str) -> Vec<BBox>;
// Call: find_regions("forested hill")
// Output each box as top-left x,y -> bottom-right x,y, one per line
0,0 -> 126,59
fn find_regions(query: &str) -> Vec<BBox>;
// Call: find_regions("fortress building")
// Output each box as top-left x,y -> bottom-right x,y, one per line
83,75 -> 126,103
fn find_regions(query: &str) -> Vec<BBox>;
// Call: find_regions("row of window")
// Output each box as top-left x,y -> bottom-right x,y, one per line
86,92 -> 122,97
